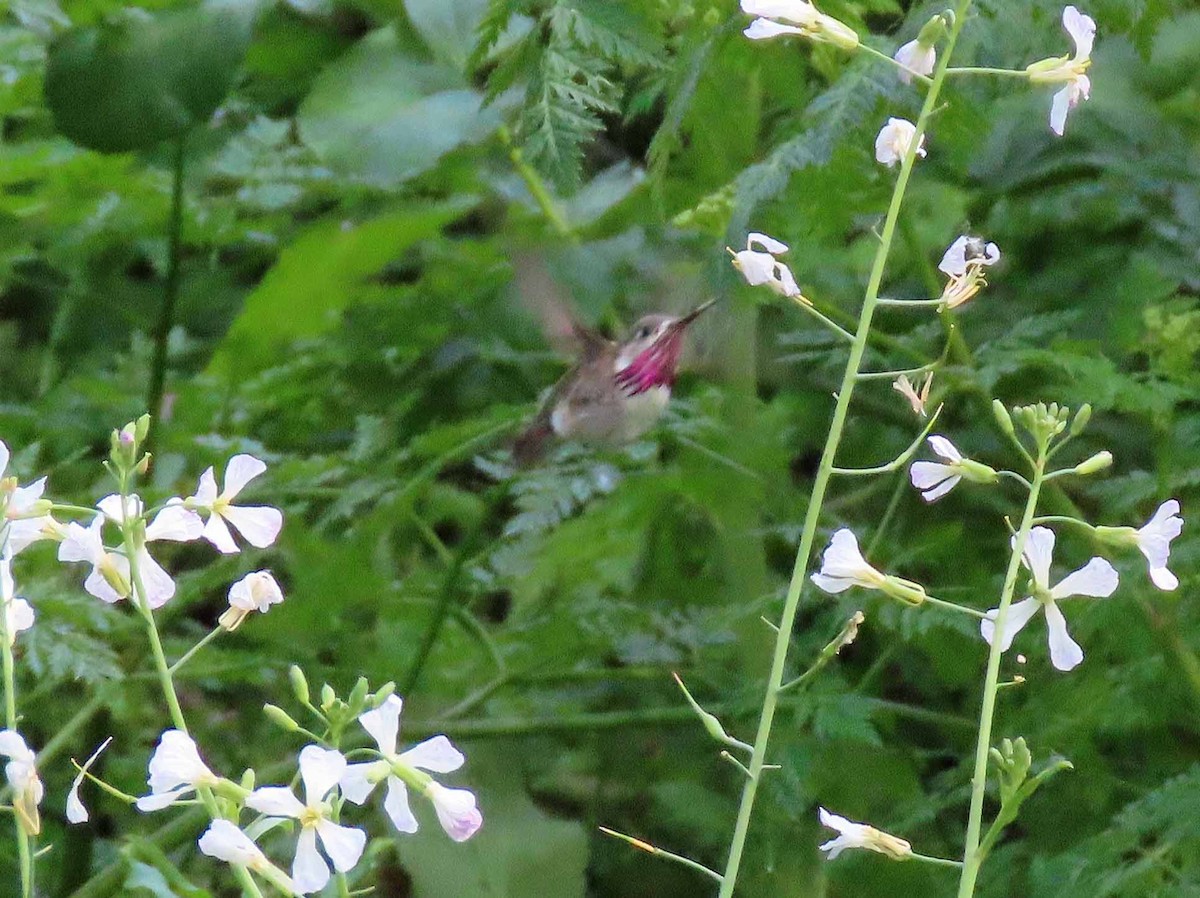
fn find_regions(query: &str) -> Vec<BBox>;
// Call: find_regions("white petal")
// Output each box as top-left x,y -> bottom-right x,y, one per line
147,730 -> 212,793
1019,527 -> 1056,590
221,454 -> 268,500
84,566 -> 125,604
9,478 -> 46,512
97,494 -> 142,525
1044,602 -> 1084,671
399,735 -> 465,774
227,571 -> 285,613
136,786 -> 194,811
1049,85 -> 1072,136
910,461 -> 956,490
202,513 -> 240,554
0,442 -> 8,476
292,827 -> 330,895
743,18 -> 805,39
137,550 -> 176,609
774,261 -> 801,298
734,250 -> 779,287
747,232 -> 788,254
338,762 -> 381,805
810,573 -> 855,594
7,599 -> 34,640
146,506 -> 204,543
299,745 -> 346,805
921,475 -> 961,503
246,786 -> 305,818
1150,566 -> 1179,591
383,777 -> 418,833
199,820 -> 268,867
938,237 -> 969,276
221,505 -> 283,549
66,737 -> 112,825
1062,5 -> 1095,59
980,597 -> 1041,652
58,520 -> 105,565
358,695 -> 402,754
428,783 -> 482,842
0,731 -> 33,763
816,529 -> 880,586
1051,557 -> 1118,599
926,435 -> 963,463
192,468 -> 219,506
315,819 -> 367,872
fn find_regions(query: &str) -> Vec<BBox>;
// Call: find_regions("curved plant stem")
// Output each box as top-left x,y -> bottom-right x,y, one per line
146,132 -> 188,440
715,6 -> 971,895
955,447 -> 1046,897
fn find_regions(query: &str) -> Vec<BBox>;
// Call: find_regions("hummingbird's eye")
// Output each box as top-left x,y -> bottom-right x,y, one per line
637,325 -> 652,339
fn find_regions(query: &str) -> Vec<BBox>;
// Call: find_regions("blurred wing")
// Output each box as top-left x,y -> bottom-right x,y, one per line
512,251 -> 607,361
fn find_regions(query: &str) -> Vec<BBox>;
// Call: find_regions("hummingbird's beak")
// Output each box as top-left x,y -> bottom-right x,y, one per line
675,299 -> 717,329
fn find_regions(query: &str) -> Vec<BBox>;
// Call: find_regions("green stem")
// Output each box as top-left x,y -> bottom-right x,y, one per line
791,296 -> 855,341
600,827 -> 724,883
0,529 -> 33,898
956,447 -> 1047,897
912,852 -> 964,868
858,42 -> 933,85
499,126 -> 573,238
232,867 -> 266,898
168,626 -> 224,676
716,9 -> 971,894
945,65 -> 1028,77
924,594 -> 988,620
146,133 -> 188,437
122,533 -> 187,734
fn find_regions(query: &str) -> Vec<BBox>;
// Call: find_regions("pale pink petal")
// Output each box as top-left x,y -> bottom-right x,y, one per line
980,597 -> 1041,652
1044,602 -> 1084,671
428,784 -> 482,842
9,478 -> 46,512
1063,5 -> 1095,58
298,746 -> 345,805
221,455 -> 268,500
221,506 -> 283,549
399,735 -> 465,774
383,777 -> 418,833
292,827 -> 330,894
315,819 -> 366,872
358,695 -> 402,755
1051,557 -> 1118,600
245,786 -> 305,818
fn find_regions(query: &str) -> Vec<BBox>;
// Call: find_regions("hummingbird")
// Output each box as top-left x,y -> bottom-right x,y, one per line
513,299 -> 716,465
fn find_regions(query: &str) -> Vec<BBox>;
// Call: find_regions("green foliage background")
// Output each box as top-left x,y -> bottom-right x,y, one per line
1,0 -> 1199,894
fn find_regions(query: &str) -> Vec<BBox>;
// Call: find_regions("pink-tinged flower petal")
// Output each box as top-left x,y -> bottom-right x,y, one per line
66,737 -> 112,824
298,746 -> 345,805
137,549 -> 176,609
292,827 -> 330,894
1018,527 -> 1056,590
428,783 -> 482,842
146,506 -> 204,543
246,786 -> 306,818
192,468 -> 219,506
221,505 -> 283,549
1051,557 -> 1118,600
980,597 -> 1041,652
339,761 -> 382,805
1063,5 -> 1095,58
926,435 -> 963,463
747,232 -> 788,253
315,819 -> 367,872
222,455 -> 268,500
400,736 -> 465,774
202,513 -> 239,555
744,17 -> 805,39
358,695 -> 402,754
1044,602 -> 1084,671
384,777 -> 418,834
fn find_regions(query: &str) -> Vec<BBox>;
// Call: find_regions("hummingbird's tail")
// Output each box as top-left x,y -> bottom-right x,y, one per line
512,418 -> 555,467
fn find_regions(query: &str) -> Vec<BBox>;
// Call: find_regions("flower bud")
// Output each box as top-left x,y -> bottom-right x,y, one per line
992,400 -> 1015,438
370,681 -> 396,708
1093,524 -> 1138,549
1070,403 -> 1092,436
819,14 -> 859,49
289,665 -> 310,704
347,677 -> 370,714
134,414 -> 152,443
958,458 -> 1000,485
880,575 -> 926,607
916,12 -> 947,47
673,673 -> 736,745
320,684 -> 336,710
1073,450 -> 1112,476
240,768 -> 256,792
263,703 -> 301,733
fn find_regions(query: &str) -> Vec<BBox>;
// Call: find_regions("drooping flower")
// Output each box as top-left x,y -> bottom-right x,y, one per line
981,527 -> 1118,671
219,571 -> 285,631
937,236 -> 1001,309
811,529 -> 887,594
57,517 -> 175,608
1026,6 -> 1095,136
135,729 -> 221,811
246,746 -> 367,894
198,820 -> 297,893
729,233 -> 805,301
818,807 -> 912,860
340,695 -> 482,842
67,736 -> 113,824
894,39 -> 936,83
178,455 -> 283,554
874,118 -> 926,167
892,373 -> 932,417
1095,500 -> 1184,590
909,435 -> 999,502
0,730 -> 42,836
740,0 -> 859,50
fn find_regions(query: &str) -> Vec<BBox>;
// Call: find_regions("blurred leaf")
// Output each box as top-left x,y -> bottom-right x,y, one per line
405,0 -> 490,71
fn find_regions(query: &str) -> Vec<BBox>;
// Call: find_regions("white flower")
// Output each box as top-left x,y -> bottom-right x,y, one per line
874,117 -> 926,167
892,373 -> 932,418
938,236 -> 1001,278
1135,500 -> 1183,590
818,807 -> 912,860
219,571 -> 284,631
909,436 -> 998,502
981,527 -> 1118,671
741,0 -> 858,50
894,39 -> 936,84
0,553 -> 34,647
811,529 -> 887,594
0,442 -> 57,556
135,729 -> 221,811
67,736 -> 113,824
340,695 -> 482,842
246,746 -> 367,895
1026,6 -> 1095,136
0,730 -> 42,836
199,819 -> 271,869
180,455 -> 283,554
57,517 -> 175,608
729,233 -> 804,300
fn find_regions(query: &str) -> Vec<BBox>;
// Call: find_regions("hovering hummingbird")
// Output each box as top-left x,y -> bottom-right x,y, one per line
513,299 -> 716,465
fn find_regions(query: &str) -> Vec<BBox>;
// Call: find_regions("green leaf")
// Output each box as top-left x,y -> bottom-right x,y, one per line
297,26 -> 500,189
44,1 -> 253,153
405,0 -> 491,71
206,199 -> 472,379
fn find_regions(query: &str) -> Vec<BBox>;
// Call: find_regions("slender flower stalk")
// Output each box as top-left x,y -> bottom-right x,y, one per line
956,446 -> 1047,897
0,526 -> 33,898
717,5 -> 971,894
